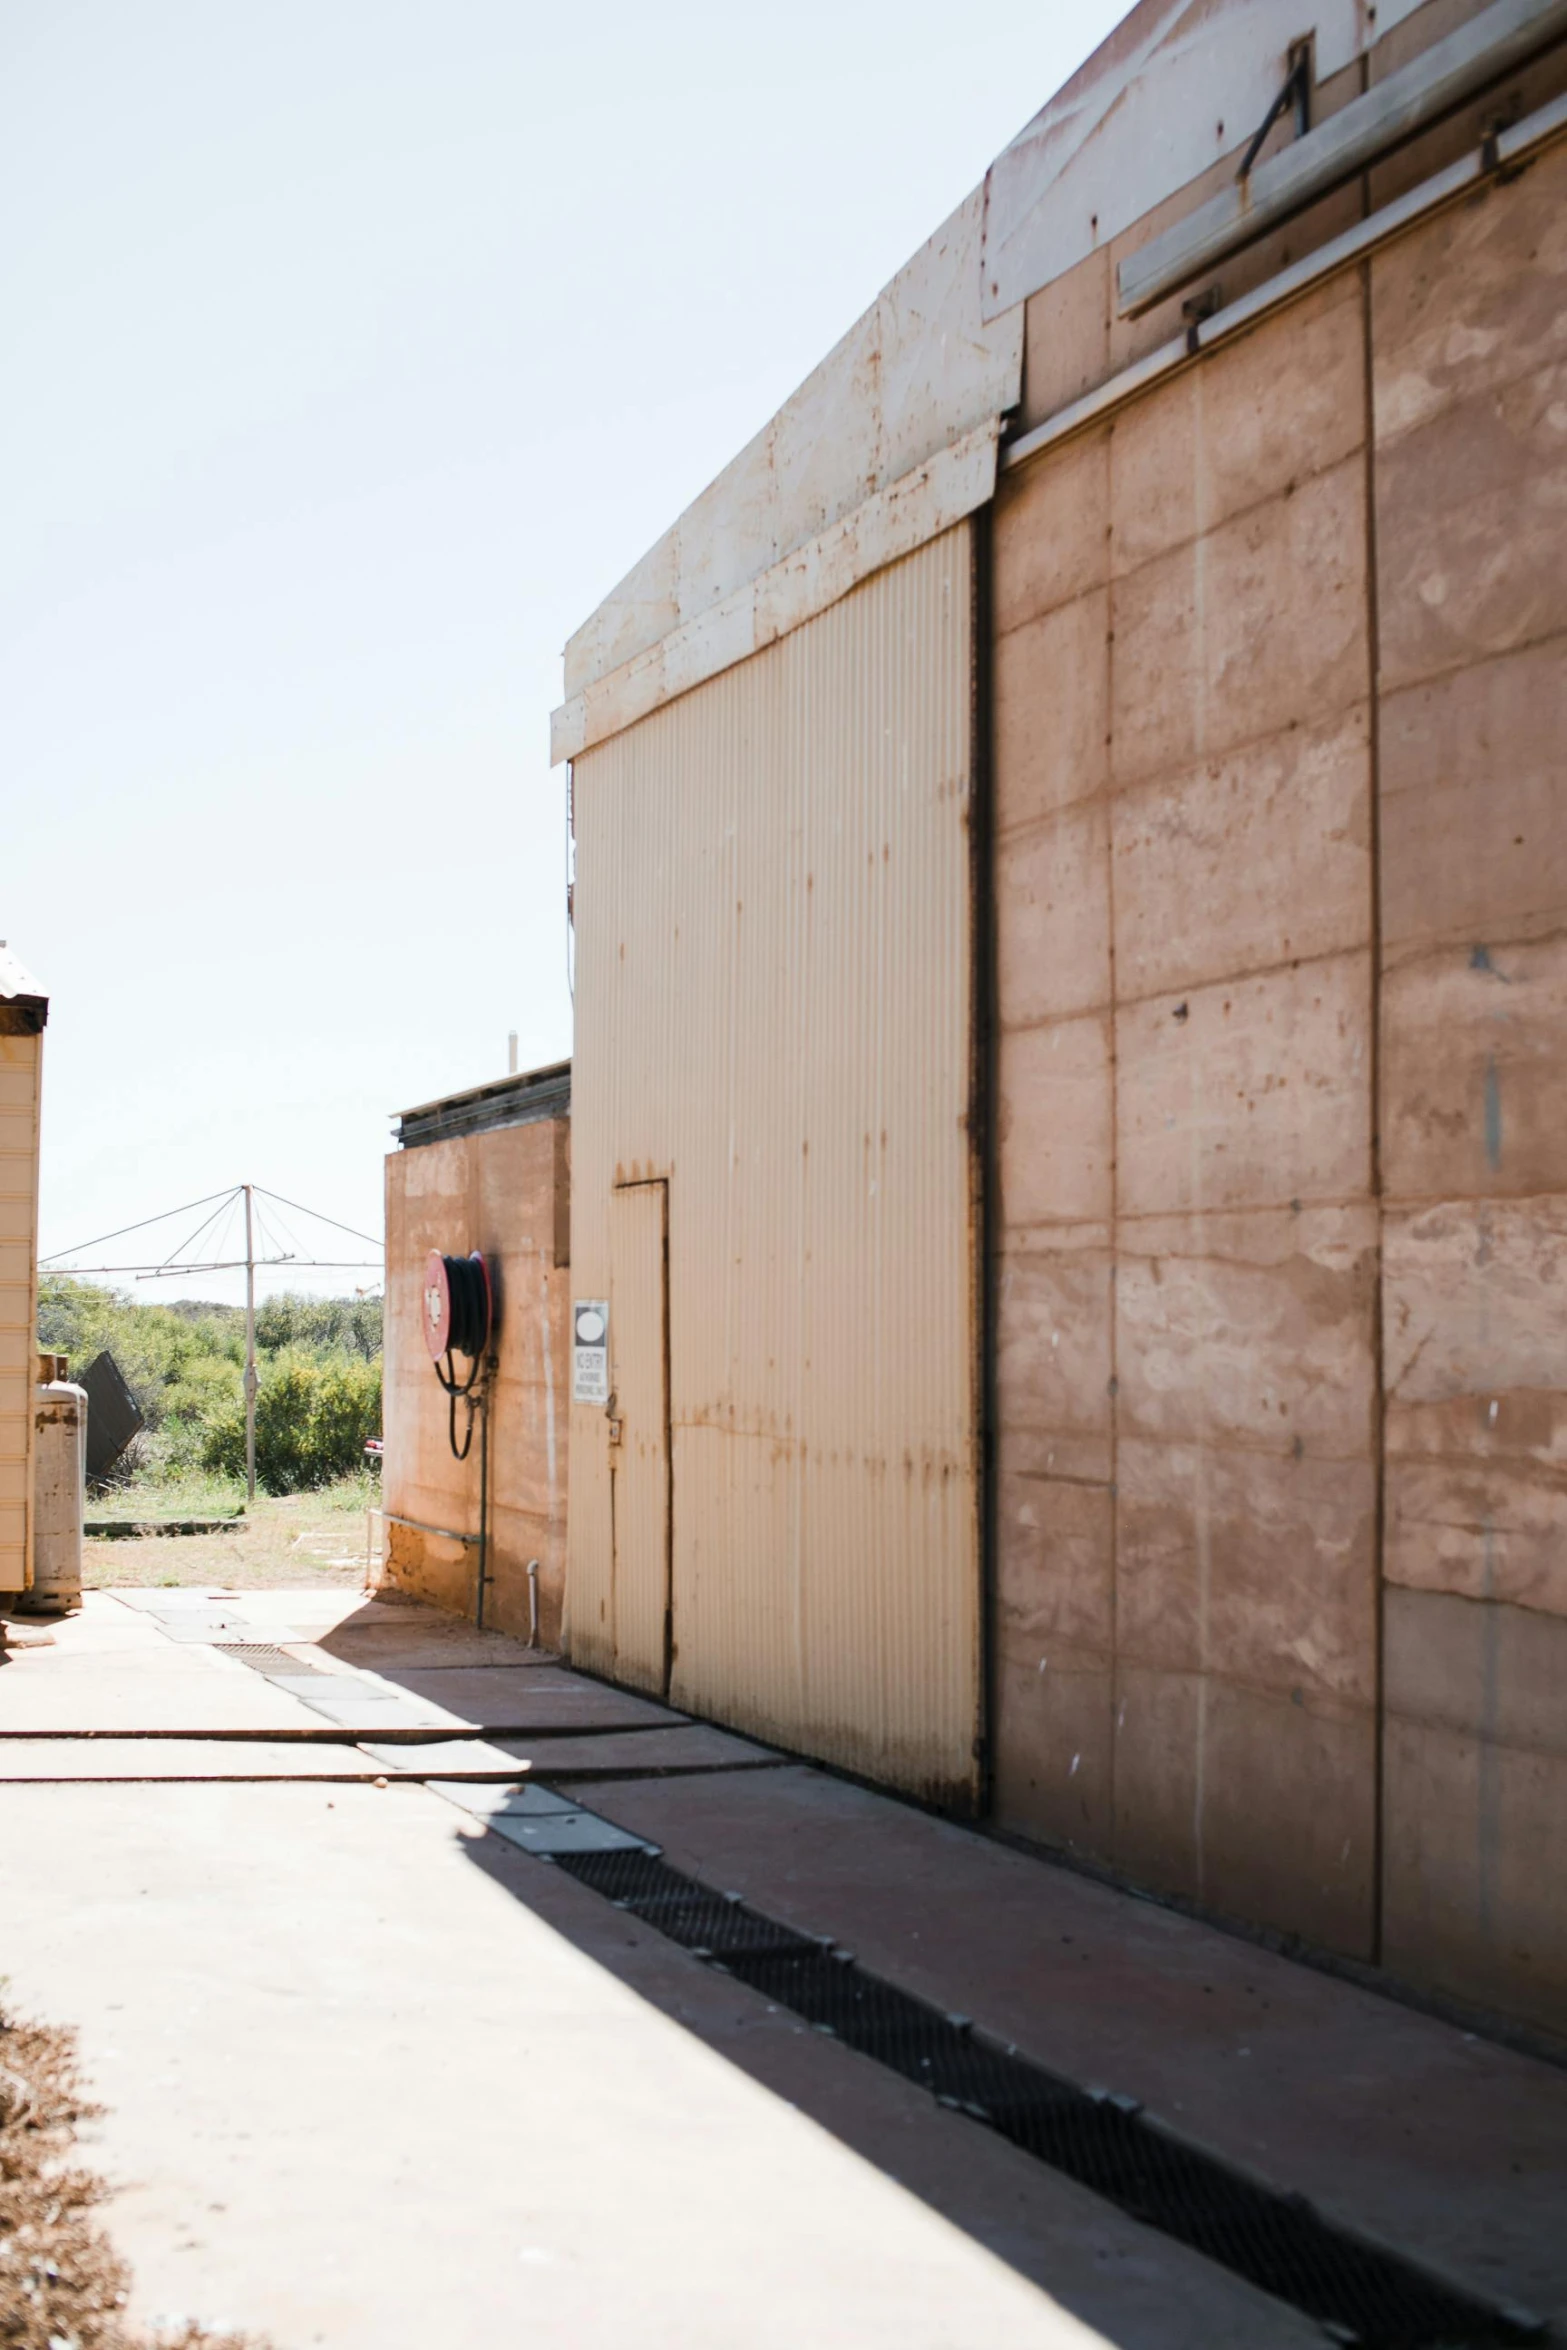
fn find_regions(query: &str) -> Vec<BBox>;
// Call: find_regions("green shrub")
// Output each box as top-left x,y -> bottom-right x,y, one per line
201,1349 -> 382,1494
38,1276 -> 381,1494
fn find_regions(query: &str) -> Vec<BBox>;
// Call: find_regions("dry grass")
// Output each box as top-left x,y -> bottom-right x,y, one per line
84,1489 -> 374,1592
0,2001 -> 269,2350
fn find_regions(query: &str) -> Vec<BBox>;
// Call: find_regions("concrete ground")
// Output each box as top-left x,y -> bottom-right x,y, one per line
0,1591 -> 1563,2350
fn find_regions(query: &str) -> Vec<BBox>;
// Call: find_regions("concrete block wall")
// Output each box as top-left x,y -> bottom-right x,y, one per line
991,141 -> 1567,2031
1371,145 -> 1567,2029
382,1118 -> 570,1649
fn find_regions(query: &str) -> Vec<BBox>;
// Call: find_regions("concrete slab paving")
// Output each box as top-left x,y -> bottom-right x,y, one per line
459,1825 -> 1329,2350
359,1738 -> 540,1778
318,1600 -> 557,1670
0,1780 -> 1119,2350
501,1723 -> 781,1777
9,1586 -> 1558,2349
0,1648 -> 334,1734
562,1766 -> 1567,2331
352,1663 -> 687,1728
0,1738 -> 413,1780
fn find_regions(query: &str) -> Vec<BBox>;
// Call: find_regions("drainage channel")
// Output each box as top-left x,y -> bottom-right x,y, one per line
537,1843 -> 1541,2350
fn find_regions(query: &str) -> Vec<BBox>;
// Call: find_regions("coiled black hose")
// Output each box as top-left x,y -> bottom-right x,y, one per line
434,1252 -> 492,1460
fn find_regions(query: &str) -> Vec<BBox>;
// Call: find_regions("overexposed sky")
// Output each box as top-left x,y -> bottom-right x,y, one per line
4,0 -> 1122,1303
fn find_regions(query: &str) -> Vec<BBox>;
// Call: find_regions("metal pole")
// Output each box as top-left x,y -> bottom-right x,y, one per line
243,1184 -> 257,1504
475,1383 -> 490,1630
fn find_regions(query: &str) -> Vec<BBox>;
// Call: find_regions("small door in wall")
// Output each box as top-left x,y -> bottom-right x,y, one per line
609,1180 -> 671,1695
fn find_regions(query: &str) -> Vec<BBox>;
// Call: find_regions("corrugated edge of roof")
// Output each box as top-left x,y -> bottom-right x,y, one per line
394,1060 -> 571,1150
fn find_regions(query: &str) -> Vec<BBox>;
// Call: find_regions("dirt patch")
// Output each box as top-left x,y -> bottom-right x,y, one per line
0,2002 -> 269,2349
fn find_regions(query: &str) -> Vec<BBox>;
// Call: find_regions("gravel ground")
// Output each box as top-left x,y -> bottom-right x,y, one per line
0,2000 -> 266,2350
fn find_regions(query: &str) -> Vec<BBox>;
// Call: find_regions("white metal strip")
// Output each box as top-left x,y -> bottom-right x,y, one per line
1006,86 -> 1567,478
1117,0 -> 1567,317
550,420 -> 1000,765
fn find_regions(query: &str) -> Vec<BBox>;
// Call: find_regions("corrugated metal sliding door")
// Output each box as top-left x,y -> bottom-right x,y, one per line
609,1179 -> 671,1695
568,526 -> 980,1805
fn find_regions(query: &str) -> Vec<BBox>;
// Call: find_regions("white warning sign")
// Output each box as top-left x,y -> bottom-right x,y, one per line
572,1299 -> 610,1404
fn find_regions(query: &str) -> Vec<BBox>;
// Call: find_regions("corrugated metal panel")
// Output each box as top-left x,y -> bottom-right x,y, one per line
0,1030 -> 43,1590
567,526 -> 979,1803
607,1180 -> 671,1693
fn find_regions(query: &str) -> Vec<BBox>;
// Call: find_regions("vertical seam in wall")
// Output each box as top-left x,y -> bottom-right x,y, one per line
972,505 -> 999,1816
1360,236 -> 1389,1971
1104,423 -> 1122,1857
659,1176 -> 675,1703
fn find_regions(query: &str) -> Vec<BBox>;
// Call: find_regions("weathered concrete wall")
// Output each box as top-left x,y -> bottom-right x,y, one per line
992,137 -> 1567,2032
382,1120 -> 569,1649
1372,141 -> 1567,2031
992,271 -> 1380,1958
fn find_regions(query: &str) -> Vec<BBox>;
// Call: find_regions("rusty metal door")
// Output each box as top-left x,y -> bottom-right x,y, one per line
609,1180 -> 671,1695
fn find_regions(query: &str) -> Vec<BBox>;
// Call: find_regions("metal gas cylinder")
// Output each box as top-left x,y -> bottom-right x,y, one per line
29,1373 -> 87,1613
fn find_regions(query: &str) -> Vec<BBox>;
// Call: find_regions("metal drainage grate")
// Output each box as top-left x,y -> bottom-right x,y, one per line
550,1847 -> 1540,2350
215,1644 -> 328,1677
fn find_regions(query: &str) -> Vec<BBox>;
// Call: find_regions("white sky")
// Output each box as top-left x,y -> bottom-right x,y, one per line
5,0 -> 1123,1305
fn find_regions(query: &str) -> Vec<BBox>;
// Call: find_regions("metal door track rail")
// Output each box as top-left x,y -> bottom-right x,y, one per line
546,1846 -> 1541,2350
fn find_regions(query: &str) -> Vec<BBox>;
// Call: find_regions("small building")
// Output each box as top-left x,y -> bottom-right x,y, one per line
381,1061 -> 571,1648
0,947 -> 48,1599
553,0 -> 1567,2035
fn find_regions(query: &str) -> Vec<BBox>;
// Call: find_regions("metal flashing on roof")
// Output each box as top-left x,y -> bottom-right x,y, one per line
1116,0 -> 1567,317
554,0 -> 1463,748
395,1060 -> 571,1151
551,420 -> 1001,765
979,0 -> 1430,324
558,183 -> 1020,715
0,944 -> 48,1034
